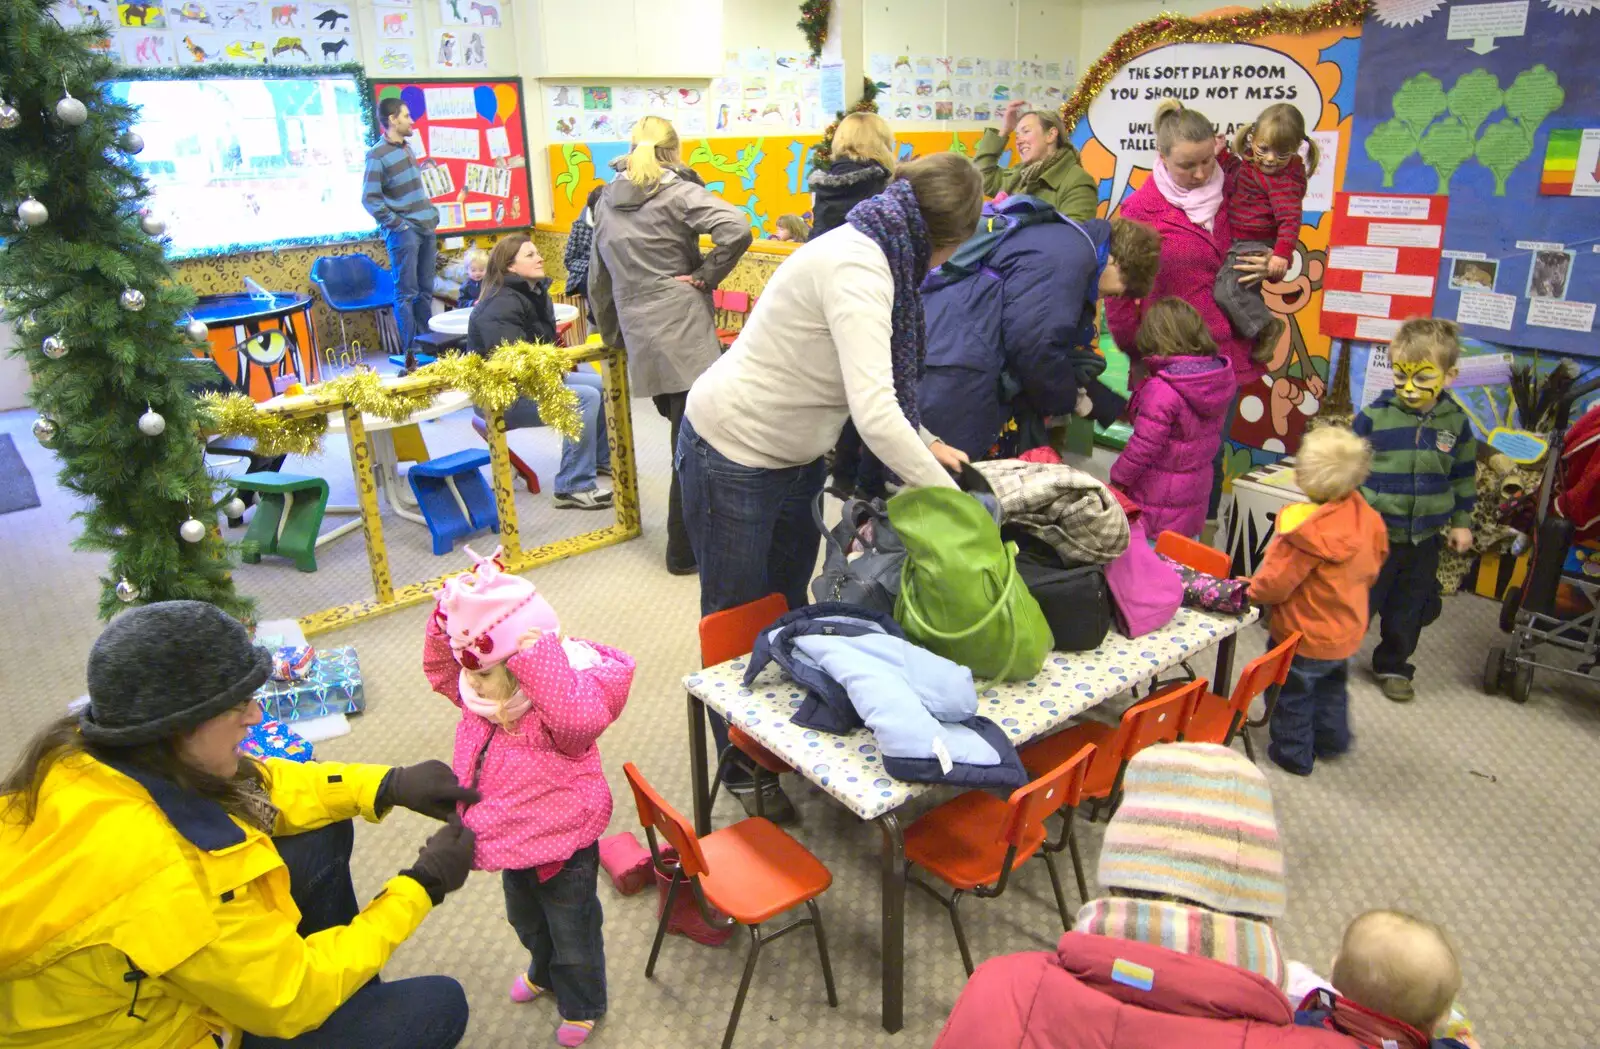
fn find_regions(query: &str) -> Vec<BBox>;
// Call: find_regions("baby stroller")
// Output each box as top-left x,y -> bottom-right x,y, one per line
1484,376 -> 1600,703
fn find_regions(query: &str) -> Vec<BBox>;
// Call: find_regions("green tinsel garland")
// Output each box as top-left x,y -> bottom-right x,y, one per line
812,78 -> 879,171
798,0 -> 830,60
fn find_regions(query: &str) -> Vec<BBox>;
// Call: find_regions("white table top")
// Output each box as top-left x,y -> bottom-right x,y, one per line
258,388 -> 473,434
684,605 -> 1259,821
429,303 -> 577,335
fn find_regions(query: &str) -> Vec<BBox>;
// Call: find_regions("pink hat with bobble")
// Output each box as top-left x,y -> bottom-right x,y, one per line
436,546 -> 560,670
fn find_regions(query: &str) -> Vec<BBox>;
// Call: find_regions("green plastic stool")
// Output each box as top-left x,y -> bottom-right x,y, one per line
232,472 -> 330,573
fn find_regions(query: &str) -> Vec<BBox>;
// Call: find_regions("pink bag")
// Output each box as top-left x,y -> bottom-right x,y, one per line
1103,517 -> 1183,637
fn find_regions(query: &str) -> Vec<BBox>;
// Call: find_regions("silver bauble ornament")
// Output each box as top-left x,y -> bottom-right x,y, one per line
41,335 -> 67,359
120,287 -> 146,312
137,408 -> 166,436
186,318 -> 209,342
115,577 -> 141,603
0,101 -> 19,130
109,525 -> 128,538
32,416 -> 57,445
139,214 -> 166,237
119,131 -> 144,154
180,517 -> 207,543
223,496 -> 247,518
55,92 -> 87,126
16,197 -> 47,227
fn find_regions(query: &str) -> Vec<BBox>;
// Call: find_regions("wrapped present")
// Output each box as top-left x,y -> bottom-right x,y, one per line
271,645 -> 317,682
239,717 -> 314,763
254,645 -> 365,721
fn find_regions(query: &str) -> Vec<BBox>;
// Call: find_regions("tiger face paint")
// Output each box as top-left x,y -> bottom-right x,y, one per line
1392,359 -> 1450,412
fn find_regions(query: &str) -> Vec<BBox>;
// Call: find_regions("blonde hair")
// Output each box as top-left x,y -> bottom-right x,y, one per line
1332,910 -> 1462,1034
894,152 -> 983,249
465,664 -> 522,731
1154,99 -> 1216,157
625,115 -> 682,188
775,214 -> 810,242
1390,317 -> 1462,371
1234,103 -> 1320,177
1294,425 -> 1372,503
830,111 -> 896,171
1135,297 -> 1217,359
464,248 -> 488,271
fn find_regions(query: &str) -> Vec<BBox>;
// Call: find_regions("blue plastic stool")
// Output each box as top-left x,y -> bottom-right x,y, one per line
407,449 -> 500,555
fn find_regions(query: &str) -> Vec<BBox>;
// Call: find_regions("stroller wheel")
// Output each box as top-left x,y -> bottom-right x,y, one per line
1499,586 -> 1522,634
1508,661 -> 1534,705
1483,646 -> 1505,695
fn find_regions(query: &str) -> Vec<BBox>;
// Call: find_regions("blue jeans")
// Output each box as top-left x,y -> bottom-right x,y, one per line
242,821 -> 469,1048
382,222 -> 437,351
677,417 -> 825,768
499,370 -> 608,496
503,843 -> 607,1021
1267,651 -> 1350,774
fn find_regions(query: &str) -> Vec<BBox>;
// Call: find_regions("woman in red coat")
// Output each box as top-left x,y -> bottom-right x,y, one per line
1105,101 -> 1271,513
933,743 -> 1361,1049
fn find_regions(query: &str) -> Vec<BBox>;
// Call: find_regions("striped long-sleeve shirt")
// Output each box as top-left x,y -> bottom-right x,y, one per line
1353,390 -> 1478,543
1221,150 -> 1306,260
362,139 -> 437,232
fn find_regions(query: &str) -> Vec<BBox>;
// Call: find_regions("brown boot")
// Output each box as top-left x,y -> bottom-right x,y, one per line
1251,317 -> 1286,363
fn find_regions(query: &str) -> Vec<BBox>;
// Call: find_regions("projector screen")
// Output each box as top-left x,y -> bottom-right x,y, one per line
108,73 -> 379,258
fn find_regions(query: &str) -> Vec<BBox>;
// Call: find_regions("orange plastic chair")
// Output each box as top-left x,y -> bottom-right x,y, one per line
903,743 -> 1096,975
700,594 -> 795,819
624,763 -> 837,1049
1181,631 -> 1302,762
1019,679 -> 1202,822
1155,530 -> 1232,577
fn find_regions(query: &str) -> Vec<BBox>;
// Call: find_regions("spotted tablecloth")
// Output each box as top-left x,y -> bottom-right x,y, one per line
683,605 -> 1259,821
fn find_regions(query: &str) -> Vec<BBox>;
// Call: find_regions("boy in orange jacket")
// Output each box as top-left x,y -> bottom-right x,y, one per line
1248,426 -> 1389,775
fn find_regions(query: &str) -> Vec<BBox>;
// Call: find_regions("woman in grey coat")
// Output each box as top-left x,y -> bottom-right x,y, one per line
589,115 -> 753,575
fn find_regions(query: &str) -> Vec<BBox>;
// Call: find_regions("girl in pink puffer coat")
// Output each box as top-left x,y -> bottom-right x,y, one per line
423,546 -> 634,1047
1109,298 -> 1238,539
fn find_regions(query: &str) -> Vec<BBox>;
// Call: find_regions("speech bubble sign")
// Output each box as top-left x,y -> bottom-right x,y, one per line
1086,42 -> 1325,211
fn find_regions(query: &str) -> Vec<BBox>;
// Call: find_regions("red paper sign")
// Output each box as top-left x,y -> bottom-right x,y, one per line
1321,192 -> 1449,343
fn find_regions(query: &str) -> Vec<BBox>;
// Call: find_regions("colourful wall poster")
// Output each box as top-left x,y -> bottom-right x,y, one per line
373,77 -> 532,234
1539,127 -> 1600,197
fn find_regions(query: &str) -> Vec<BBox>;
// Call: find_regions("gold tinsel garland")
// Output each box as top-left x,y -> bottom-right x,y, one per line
1059,0 -> 1371,132
200,341 -> 584,457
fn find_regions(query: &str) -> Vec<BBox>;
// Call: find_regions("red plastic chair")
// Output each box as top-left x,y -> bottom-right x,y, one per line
714,289 -> 752,347
903,743 -> 1096,975
1155,530 -> 1232,577
624,763 -> 837,1049
700,594 -> 795,819
1181,631 -> 1302,762
1019,679 -> 1202,822
468,415 -> 540,494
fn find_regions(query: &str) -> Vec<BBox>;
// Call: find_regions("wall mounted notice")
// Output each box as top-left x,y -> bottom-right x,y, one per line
1323,192 -> 1449,341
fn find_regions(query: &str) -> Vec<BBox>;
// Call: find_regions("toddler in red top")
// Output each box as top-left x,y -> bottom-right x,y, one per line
1213,102 -> 1320,362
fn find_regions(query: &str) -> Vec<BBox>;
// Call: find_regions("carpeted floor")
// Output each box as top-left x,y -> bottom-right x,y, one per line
1,401 -> 1596,1049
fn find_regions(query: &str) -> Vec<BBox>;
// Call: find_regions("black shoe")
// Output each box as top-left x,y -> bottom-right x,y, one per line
728,779 -> 797,824
1266,743 -> 1313,777
666,557 -> 698,576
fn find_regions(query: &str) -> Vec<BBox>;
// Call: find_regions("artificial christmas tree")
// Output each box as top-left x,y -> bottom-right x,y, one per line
0,2 -> 250,620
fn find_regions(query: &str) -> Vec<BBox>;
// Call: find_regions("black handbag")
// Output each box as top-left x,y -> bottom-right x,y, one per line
810,490 -> 905,616
1014,540 -> 1113,652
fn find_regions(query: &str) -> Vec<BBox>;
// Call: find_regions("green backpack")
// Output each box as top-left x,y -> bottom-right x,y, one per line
888,486 -> 1054,681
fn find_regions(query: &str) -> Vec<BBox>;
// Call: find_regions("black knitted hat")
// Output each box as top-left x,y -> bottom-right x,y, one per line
80,600 -> 272,746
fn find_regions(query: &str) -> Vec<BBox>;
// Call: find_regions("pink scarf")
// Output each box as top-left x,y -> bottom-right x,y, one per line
1152,156 -> 1224,231
459,668 -> 532,727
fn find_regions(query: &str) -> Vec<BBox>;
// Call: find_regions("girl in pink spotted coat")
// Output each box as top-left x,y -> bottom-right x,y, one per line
424,546 -> 634,1047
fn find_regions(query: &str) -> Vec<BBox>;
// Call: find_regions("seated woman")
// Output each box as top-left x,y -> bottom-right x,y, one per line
974,100 -> 1098,220
0,601 -> 479,1049
918,206 -> 1162,461
467,234 -> 612,511
933,743 -> 1358,1049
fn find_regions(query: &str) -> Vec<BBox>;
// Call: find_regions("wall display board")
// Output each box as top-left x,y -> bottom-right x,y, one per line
1322,191 -> 1449,341
1344,0 -> 1600,353
372,77 -> 532,233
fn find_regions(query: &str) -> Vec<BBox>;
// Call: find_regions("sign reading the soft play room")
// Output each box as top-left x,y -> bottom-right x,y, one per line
1085,42 -> 1323,206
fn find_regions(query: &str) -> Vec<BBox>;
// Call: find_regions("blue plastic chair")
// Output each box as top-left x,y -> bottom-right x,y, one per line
407,448 -> 500,555
309,254 -> 402,358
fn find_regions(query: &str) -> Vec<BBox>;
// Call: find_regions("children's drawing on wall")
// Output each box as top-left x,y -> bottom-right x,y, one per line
582,86 -> 612,111
376,7 -> 413,38
376,44 -> 416,71
177,31 -> 221,62
1449,258 -> 1498,291
266,2 -> 302,28
53,0 -> 112,26
118,30 -> 173,65
437,0 -> 466,24
1528,249 -> 1574,300
116,1 -> 165,27
1231,245 -> 1330,454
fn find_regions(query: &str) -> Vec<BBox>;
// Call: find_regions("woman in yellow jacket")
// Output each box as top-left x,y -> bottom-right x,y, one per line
0,601 -> 481,1048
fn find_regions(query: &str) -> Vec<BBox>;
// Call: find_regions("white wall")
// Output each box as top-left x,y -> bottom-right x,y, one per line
0,322 -> 30,413
1076,0 -> 1315,72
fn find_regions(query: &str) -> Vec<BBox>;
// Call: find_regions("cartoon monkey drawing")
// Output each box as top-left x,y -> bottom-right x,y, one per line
1231,244 -> 1328,453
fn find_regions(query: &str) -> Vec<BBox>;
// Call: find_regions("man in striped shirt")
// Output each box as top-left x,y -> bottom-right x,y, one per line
1353,318 -> 1477,703
363,98 -> 439,351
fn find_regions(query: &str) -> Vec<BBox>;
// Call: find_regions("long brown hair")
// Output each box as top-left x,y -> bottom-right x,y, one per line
1,714 -> 272,831
1135,297 -> 1218,359
478,233 -> 531,303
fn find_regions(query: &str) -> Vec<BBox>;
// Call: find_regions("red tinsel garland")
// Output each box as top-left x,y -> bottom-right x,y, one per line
812,78 -> 879,171
1058,0 -> 1371,131
799,0 -> 830,60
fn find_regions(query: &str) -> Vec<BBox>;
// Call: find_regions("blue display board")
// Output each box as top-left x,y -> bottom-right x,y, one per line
1344,1 -> 1600,354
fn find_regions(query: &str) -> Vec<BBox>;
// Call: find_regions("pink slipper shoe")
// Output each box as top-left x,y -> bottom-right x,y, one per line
510,972 -> 548,1004
557,1019 -> 596,1046
597,831 -> 652,896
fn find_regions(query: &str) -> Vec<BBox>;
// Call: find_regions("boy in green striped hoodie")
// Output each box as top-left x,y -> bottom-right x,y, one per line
1352,319 -> 1477,702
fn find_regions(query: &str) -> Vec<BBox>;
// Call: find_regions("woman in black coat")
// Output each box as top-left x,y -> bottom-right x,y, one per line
808,112 -> 895,236
467,234 -> 612,510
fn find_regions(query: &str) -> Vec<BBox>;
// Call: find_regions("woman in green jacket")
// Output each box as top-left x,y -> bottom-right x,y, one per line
974,99 -> 1099,220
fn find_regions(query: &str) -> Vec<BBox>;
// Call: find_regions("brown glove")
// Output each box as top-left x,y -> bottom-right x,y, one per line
400,817 -> 476,905
378,759 -> 480,821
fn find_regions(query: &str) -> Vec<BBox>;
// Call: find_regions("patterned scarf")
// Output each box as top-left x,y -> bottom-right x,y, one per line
1075,897 -> 1287,989
848,179 -> 931,429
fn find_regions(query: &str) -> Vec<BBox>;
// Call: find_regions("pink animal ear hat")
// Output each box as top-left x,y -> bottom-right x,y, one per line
436,546 -> 559,670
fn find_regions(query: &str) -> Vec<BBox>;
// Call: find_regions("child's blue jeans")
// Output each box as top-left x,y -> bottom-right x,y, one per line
1267,651 -> 1351,774
503,842 -> 607,1021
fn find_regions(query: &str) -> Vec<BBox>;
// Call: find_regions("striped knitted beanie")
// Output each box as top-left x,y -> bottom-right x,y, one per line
1097,742 -> 1286,919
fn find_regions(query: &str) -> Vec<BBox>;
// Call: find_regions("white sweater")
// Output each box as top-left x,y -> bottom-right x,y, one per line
685,225 -> 958,491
